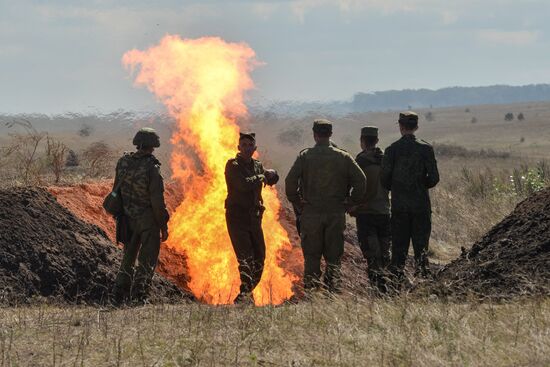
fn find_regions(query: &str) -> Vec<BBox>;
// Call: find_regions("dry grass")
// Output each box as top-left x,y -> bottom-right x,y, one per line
1,296 -> 548,366
2,103 -> 550,366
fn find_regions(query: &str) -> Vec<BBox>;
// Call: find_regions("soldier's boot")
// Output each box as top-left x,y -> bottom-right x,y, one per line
112,268 -> 134,306
234,292 -> 254,305
414,252 -> 431,279
365,234 -> 382,289
323,262 -> 342,294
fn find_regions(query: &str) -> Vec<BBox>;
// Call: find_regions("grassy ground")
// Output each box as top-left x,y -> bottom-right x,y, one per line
2,103 -> 550,366
1,296 -> 549,366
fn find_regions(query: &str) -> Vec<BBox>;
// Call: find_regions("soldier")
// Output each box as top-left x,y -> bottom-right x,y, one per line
292,140 -> 339,235
112,127 -> 170,305
225,132 -> 279,304
380,112 -> 439,285
348,126 -> 391,292
285,119 -> 366,293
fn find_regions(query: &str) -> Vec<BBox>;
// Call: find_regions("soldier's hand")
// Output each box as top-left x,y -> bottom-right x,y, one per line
264,169 -> 279,186
161,228 -> 169,242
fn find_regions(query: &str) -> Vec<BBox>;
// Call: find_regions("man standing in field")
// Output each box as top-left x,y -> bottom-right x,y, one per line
224,132 -> 279,304
349,126 -> 391,293
112,127 -> 170,305
285,119 -> 366,293
381,112 -> 439,286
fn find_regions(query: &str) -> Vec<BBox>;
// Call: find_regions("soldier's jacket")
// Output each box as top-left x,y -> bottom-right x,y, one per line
355,147 -> 390,215
285,141 -> 366,212
113,151 -> 169,231
380,134 -> 439,213
224,154 -> 266,216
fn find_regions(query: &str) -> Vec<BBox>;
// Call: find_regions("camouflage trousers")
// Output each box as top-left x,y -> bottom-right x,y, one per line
356,213 -> 391,291
113,217 -> 161,304
226,210 -> 266,296
390,211 -> 431,279
300,208 -> 346,292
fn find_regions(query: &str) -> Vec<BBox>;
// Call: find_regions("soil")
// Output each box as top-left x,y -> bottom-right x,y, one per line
48,181 -> 190,292
5,180 -> 547,305
0,187 -> 185,305
426,187 -> 550,299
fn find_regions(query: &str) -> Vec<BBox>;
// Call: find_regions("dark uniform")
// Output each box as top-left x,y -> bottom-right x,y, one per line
112,128 -> 169,304
380,112 -> 439,281
285,119 -> 366,292
353,126 -> 391,290
224,133 -> 278,301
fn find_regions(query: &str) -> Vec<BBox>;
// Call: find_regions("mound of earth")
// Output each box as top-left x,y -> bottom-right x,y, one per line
427,187 -> 550,299
0,187 -> 185,305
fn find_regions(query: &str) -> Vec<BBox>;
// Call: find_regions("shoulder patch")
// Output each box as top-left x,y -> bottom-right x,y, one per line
299,148 -> 310,156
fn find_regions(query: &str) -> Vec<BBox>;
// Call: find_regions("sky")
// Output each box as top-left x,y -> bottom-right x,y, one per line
1,0 -> 549,114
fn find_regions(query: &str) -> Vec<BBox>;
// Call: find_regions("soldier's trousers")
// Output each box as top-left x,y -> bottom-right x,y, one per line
226,211 -> 266,295
390,211 -> 431,279
113,218 -> 161,303
356,213 -> 391,288
300,208 -> 346,292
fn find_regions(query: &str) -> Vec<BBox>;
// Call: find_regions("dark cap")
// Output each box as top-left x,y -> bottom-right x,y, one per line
398,111 -> 419,125
361,126 -> 378,137
239,132 -> 256,141
312,119 -> 333,134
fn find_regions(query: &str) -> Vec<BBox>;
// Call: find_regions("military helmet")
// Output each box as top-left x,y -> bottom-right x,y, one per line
133,127 -> 160,148
312,119 -> 333,134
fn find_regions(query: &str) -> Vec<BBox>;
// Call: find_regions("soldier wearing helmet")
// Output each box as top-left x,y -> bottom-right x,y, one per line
111,127 -> 170,305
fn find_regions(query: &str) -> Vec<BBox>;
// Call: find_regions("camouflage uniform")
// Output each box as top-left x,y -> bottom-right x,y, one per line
285,120 -> 366,292
225,152 -> 277,298
112,130 -> 169,304
380,113 -> 439,280
354,127 -> 391,290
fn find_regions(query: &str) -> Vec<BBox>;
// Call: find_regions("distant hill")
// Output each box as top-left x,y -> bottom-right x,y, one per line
351,84 -> 550,112
251,84 -> 550,117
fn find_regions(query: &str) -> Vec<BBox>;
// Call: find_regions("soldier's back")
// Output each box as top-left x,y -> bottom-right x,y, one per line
116,151 -> 159,218
300,144 -> 356,209
383,135 -> 438,213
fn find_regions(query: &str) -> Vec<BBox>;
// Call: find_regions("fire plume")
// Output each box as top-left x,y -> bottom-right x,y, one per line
122,35 -> 296,305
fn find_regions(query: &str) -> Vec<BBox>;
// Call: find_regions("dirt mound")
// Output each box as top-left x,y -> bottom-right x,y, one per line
0,187 -> 184,305
48,182 -> 190,291
427,188 -> 550,299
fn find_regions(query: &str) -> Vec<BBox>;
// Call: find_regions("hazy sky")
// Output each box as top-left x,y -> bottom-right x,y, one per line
1,0 -> 549,114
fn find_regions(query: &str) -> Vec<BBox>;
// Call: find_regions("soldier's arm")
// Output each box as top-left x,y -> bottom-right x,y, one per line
380,146 -> 393,190
224,160 -> 264,193
149,164 -> 170,231
425,146 -> 440,188
285,155 -> 302,205
347,155 -> 367,204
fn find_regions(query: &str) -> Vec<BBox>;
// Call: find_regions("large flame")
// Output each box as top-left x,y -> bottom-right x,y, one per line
122,35 -> 296,305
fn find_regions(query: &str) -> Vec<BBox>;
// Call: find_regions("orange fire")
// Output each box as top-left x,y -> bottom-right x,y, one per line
122,35 -> 296,305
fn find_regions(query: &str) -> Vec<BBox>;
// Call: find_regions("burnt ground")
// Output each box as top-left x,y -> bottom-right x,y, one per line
424,187 -> 550,299
0,187 -> 186,305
